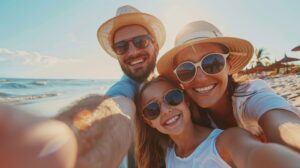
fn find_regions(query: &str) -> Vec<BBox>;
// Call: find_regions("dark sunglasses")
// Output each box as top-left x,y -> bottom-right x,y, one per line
174,53 -> 229,83
142,89 -> 184,120
113,35 -> 153,55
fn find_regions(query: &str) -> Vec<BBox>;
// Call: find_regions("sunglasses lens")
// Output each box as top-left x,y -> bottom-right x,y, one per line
165,89 -> 184,106
133,36 -> 150,49
113,41 -> 128,55
175,62 -> 196,82
202,54 -> 225,74
143,102 -> 160,120
113,35 -> 151,55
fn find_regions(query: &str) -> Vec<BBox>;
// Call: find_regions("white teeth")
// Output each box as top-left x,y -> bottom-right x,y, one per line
130,58 -> 144,65
194,85 -> 215,93
165,115 -> 179,125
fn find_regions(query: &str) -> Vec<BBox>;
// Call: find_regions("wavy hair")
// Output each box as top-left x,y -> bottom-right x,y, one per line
134,76 -> 180,168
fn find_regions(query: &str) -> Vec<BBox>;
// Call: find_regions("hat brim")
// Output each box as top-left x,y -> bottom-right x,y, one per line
157,37 -> 253,80
97,12 -> 166,59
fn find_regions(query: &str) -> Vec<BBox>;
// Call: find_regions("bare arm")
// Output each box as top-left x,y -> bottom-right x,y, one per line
219,127 -> 300,168
258,109 -> 300,152
56,95 -> 136,168
0,105 -> 77,168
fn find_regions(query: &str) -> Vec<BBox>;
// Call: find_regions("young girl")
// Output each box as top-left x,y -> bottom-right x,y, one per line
157,21 -> 300,150
135,76 -> 300,168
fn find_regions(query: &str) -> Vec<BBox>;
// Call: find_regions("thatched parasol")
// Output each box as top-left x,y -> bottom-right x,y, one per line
277,53 -> 300,73
278,53 -> 300,63
291,45 -> 300,52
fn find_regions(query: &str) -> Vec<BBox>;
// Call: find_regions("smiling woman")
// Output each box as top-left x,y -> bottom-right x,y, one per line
134,76 -> 300,168
157,20 -> 300,152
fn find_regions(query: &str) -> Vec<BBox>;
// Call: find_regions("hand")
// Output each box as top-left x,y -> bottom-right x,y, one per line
56,95 -> 135,168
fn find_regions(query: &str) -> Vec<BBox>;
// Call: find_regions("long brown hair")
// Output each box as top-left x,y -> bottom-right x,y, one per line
135,76 -> 182,168
134,76 -> 213,167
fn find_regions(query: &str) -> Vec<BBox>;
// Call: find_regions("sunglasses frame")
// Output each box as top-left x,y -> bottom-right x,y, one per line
112,34 -> 153,55
173,53 -> 229,83
142,88 -> 184,120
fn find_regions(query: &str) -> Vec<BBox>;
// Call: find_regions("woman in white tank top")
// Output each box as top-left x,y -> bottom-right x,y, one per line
134,76 -> 300,168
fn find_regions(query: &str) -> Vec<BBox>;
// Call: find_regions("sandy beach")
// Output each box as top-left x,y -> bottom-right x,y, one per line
265,74 -> 300,110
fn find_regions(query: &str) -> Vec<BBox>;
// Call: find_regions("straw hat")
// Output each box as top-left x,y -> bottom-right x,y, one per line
97,5 -> 166,59
157,21 -> 253,79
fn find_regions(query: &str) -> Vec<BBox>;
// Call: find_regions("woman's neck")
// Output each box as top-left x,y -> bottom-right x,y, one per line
170,123 -> 211,158
208,91 -> 237,128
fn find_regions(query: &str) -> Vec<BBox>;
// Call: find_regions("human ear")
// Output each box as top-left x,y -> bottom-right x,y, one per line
154,42 -> 159,53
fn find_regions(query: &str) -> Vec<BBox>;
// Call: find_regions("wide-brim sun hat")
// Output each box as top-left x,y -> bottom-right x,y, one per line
97,5 -> 166,59
157,21 -> 253,80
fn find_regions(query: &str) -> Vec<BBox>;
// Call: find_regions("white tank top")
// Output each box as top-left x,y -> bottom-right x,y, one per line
165,129 -> 231,168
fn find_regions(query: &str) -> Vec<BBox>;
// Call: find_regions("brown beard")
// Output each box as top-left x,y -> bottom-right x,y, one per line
120,49 -> 157,83
121,56 -> 156,83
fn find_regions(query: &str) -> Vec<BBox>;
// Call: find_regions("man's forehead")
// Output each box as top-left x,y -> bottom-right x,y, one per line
113,25 -> 150,42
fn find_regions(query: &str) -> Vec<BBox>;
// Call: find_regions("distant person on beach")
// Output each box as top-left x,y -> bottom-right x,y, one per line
135,76 -> 300,168
0,5 -> 165,168
157,21 -> 300,152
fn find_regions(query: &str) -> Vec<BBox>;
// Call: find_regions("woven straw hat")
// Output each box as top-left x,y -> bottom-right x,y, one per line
97,5 -> 166,59
157,21 -> 253,79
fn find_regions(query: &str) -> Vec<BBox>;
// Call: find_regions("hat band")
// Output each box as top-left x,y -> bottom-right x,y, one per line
175,31 -> 223,46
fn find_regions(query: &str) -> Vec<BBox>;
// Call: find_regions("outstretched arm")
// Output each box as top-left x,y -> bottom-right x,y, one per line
219,127 -> 300,168
0,105 -> 77,168
0,94 -> 136,168
56,95 -> 136,168
259,109 -> 300,152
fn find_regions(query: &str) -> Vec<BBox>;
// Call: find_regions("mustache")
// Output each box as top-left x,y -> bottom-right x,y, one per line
125,52 -> 149,63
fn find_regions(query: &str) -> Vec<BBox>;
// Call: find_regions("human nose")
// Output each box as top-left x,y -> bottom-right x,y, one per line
194,67 -> 207,81
126,42 -> 138,57
160,102 -> 172,116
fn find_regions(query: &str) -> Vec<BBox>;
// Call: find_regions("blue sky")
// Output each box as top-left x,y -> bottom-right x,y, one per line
1,0 -> 300,79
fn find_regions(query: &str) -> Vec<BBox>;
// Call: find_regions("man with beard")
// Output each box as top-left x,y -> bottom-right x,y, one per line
97,5 -> 165,167
0,5 -> 165,168
99,5 -> 165,101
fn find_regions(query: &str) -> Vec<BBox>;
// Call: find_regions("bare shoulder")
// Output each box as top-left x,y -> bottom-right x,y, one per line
216,127 -> 262,165
219,127 -> 254,142
217,127 -> 259,152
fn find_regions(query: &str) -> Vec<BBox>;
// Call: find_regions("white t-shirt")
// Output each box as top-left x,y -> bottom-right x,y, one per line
231,79 -> 300,136
165,129 -> 231,168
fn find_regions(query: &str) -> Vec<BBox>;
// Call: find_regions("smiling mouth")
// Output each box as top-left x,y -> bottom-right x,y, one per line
163,114 -> 181,126
129,58 -> 145,66
126,54 -> 148,66
193,84 -> 216,94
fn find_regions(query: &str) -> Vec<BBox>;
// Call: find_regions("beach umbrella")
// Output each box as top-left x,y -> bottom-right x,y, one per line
278,53 -> 300,73
244,65 -> 269,74
291,45 -> 300,52
268,62 -> 287,69
278,53 -> 300,63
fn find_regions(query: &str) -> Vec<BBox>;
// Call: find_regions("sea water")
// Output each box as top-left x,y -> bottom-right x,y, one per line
0,78 -> 116,117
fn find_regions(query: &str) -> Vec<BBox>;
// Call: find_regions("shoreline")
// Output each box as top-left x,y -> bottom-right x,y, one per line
19,74 -> 300,118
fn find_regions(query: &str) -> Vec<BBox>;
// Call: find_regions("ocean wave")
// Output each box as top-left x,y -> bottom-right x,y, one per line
0,92 -> 14,97
30,80 -> 48,86
0,93 -> 61,104
0,79 -> 10,83
0,83 -> 28,89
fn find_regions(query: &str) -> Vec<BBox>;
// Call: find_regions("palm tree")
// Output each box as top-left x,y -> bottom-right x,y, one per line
249,48 -> 270,67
